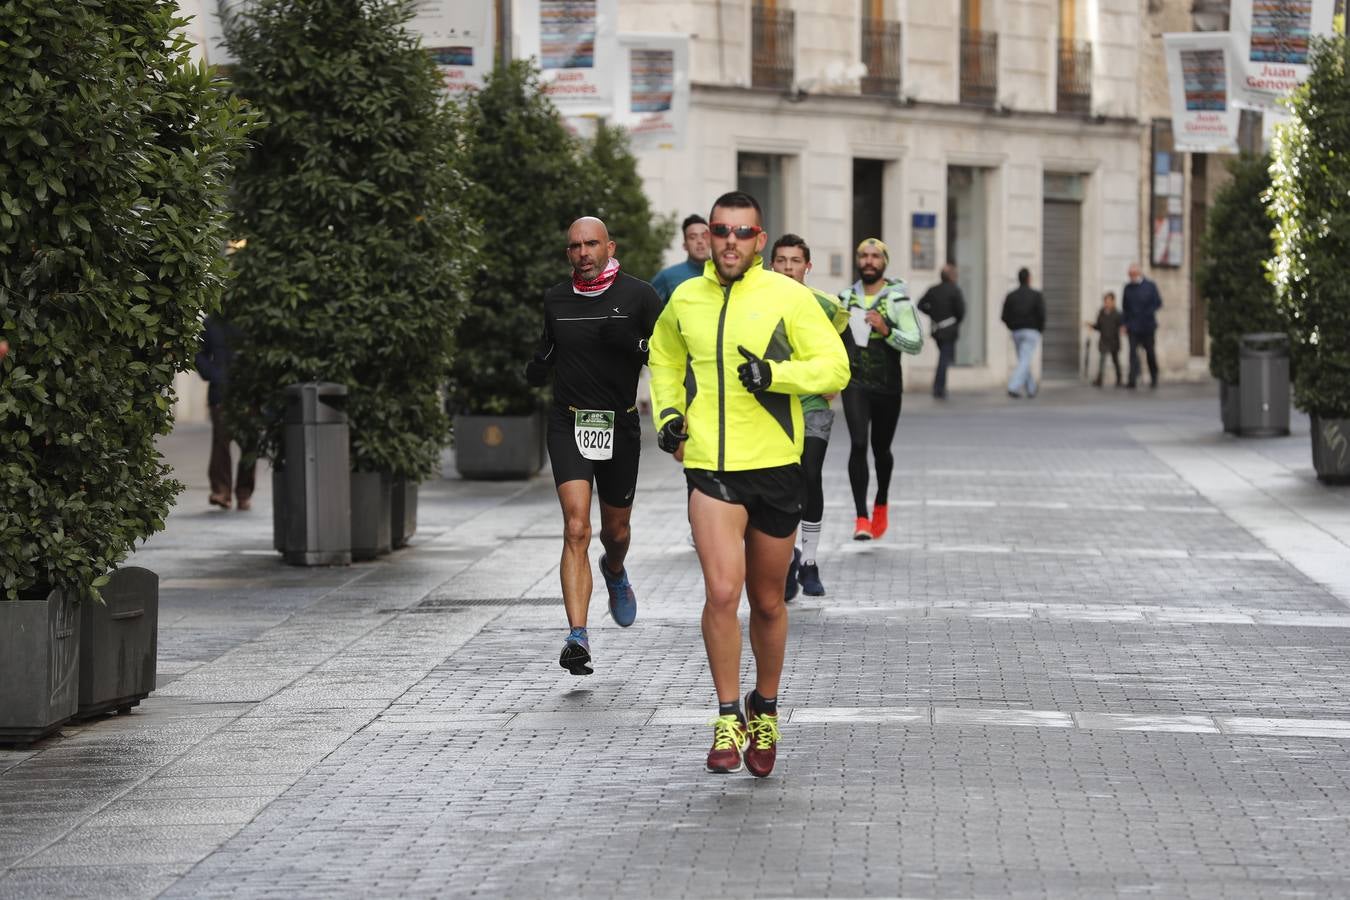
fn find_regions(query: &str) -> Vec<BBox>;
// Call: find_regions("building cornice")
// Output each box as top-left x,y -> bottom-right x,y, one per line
690,83 -> 1143,139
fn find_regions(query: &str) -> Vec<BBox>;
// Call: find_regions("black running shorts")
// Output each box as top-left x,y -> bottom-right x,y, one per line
684,464 -> 804,539
546,405 -> 642,508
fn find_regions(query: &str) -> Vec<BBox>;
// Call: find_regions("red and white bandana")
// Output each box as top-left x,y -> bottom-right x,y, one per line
573,258 -> 621,297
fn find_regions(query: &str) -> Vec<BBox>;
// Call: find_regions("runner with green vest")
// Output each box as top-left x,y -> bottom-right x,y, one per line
770,234 -> 848,599
838,238 -> 923,541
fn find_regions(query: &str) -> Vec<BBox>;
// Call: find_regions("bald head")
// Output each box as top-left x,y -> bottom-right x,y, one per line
566,217 -> 615,279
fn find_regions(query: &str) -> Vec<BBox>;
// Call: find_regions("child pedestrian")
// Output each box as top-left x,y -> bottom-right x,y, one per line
1086,291 -> 1123,388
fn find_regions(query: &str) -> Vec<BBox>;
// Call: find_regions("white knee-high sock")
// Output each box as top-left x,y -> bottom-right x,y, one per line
799,520 -> 822,566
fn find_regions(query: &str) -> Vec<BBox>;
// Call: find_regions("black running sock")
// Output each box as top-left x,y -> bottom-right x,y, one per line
749,690 -> 778,716
718,700 -> 744,722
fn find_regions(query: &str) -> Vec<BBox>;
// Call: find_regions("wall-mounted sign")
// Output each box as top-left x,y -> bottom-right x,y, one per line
614,34 -> 689,151
1162,32 -> 1241,153
414,0 -> 495,94
911,213 -> 937,270
1229,0 -> 1338,109
516,0 -> 618,117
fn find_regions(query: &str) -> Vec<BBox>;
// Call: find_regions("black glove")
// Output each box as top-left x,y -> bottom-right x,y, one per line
524,357 -> 550,387
736,345 -> 772,393
657,415 -> 688,454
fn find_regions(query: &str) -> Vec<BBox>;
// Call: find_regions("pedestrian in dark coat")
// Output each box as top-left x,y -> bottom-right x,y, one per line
916,264 -> 966,399
195,316 -> 255,510
1121,262 -> 1163,389
1086,291 -> 1123,387
1001,268 -> 1046,398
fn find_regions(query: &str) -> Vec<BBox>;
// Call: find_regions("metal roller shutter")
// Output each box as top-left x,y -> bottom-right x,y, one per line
1041,199 -> 1083,379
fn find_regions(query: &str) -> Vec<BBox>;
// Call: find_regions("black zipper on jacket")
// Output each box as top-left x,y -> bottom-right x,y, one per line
717,282 -> 731,471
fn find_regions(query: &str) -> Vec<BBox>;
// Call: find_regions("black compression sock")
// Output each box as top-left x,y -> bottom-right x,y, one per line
749,690 -> 778,716
718,699 -> 744,722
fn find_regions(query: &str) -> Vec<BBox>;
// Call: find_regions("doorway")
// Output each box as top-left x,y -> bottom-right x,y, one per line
852,159 -> 885,267
946,166 -> 987,366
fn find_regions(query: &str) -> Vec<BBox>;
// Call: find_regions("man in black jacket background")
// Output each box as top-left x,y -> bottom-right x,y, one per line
1000,268 -> 1046,399
916,264 -> 966,399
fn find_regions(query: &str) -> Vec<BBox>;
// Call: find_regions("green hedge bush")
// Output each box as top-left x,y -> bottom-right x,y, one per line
223,0 -> 476,478
0,0 -> 251,601
1268,30 -> 1350,419
1198,154 -> 1284,385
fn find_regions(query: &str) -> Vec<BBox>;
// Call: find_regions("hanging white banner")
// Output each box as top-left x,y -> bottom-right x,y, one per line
515,0 -> 618,116
413,0 -> 495,94
1229,0 -> 1337,109
1163,33 -> 1242,153
176,0 -> 492,90
614,34 -> 689,151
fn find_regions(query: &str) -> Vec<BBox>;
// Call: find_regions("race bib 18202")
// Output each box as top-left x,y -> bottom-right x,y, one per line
573,409 -> 615,461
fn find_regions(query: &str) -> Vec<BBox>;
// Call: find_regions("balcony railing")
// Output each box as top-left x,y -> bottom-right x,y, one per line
959,28 -> 998,108
752,4 -> 795,91
1057,38 -> 1093,115
861,19 -> 903,98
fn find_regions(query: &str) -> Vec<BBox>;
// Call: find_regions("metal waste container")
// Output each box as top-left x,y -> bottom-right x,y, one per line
276,382 -> 351,565
1239,332 -> 1291,437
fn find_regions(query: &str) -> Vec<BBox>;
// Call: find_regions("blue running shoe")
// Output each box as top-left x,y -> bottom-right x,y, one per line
560,627 -> 592,675
599,554 -> 637,627
785,546 -> 801,602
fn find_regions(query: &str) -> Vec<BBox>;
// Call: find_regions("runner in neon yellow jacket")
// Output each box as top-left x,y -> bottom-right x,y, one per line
649,258 -> 850,472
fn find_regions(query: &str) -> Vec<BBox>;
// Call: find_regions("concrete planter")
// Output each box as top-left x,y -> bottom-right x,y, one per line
0,587 -> 81,744
391,479 -> 418,549
351,471 -> 393,561
1311,416 -> 1350,485
453,412 -> 546,480
76,567 -> 158,721
1219,380 -> 1240,435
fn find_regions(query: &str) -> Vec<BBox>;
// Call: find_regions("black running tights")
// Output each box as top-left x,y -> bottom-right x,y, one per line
841,387 -> 902,519
800,435 -> 828,522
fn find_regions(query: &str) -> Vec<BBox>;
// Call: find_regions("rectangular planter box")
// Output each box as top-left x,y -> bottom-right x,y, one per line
1311,416 -> 1350,485
76,567 -> 158,720
453,412 -> 546,480
1,588 -> 81,744
391,479 -> 418,549
351,471 -> 393,561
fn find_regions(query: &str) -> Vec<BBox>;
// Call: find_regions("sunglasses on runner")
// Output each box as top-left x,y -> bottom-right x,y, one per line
709,223 -> 764,239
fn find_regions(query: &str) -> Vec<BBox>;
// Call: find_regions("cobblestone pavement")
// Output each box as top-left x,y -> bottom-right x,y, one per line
3,384 -> 1350,899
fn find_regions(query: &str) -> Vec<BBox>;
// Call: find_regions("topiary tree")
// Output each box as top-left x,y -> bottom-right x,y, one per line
448,61 -> 596,416
1199,153 -> 1284,385
222,0 -> 476,479
586,122 -> 676,282
1268,27 -> 1350,421
0,0 -> 252,601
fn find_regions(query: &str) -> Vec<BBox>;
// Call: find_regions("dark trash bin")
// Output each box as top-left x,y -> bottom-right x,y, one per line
1238,333 -> 1291,437
277,382 -> 352,565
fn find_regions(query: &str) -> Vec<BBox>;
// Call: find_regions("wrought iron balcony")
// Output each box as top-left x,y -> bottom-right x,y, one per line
861,18 -> 903,98
959,28 -> 998,108
752,4 -> 795,91
1057,38 -> 1093,115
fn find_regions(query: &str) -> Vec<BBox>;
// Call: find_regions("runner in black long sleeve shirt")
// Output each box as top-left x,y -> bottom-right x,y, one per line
524,217 -> 661,675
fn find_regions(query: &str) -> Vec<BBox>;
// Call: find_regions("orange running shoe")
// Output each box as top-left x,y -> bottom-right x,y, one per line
853,516 -> 873,541
871,503 -> 889,539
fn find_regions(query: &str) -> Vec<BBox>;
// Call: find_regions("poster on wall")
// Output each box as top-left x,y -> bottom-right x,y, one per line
1229,0 -> 1338,109
516,0 -> 618,116
1163,33 -> 1242,153
613,34 -> 689,151
412,0 -> 495,93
